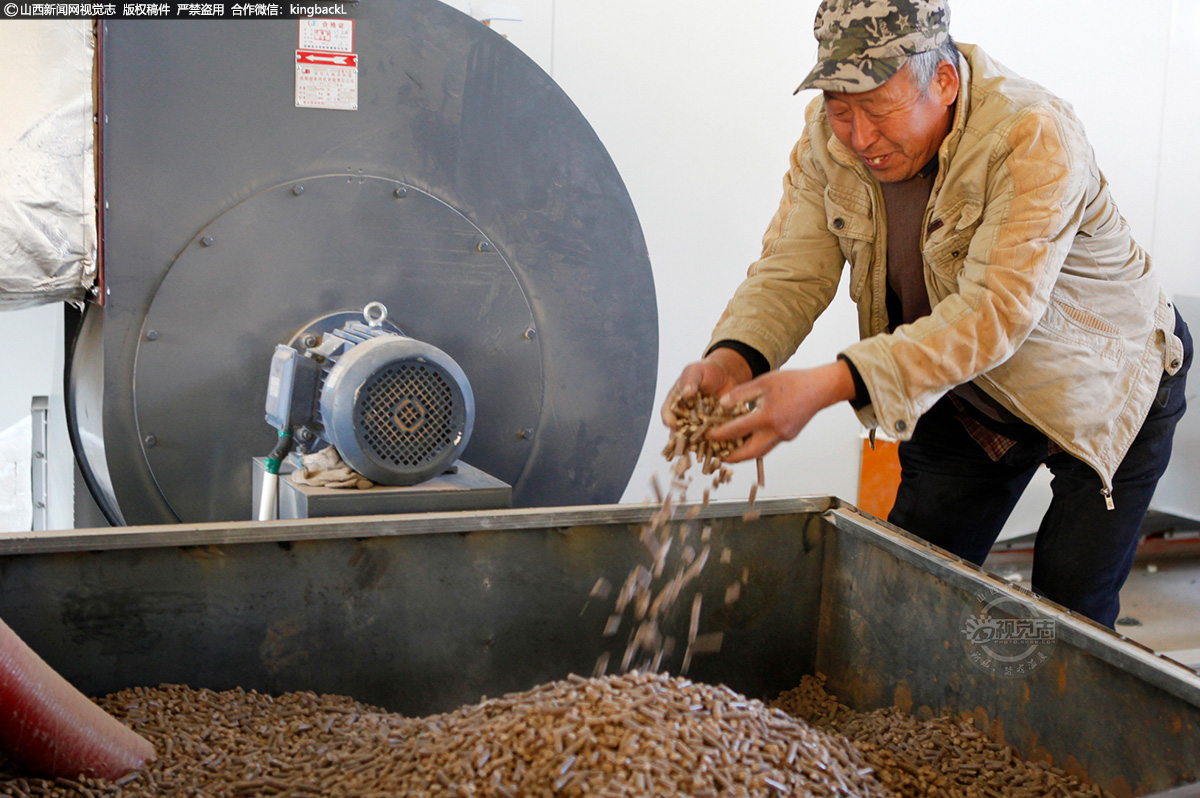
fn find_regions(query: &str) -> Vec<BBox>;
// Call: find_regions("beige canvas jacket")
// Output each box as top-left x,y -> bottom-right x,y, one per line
708,44 -> 1183,501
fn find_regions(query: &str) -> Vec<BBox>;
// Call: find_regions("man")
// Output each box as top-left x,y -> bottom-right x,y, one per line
665,0 -> 1191,628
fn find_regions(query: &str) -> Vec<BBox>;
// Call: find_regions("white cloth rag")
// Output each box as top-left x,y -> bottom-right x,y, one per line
290,446 -> 374,490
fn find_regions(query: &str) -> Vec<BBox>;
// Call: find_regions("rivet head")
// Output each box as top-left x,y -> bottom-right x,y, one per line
1171,359 -> 1182,370
895,420 -> 908,433
146,330 -> 159,341
832,218 -> 845,230
478,241 -> 492,253
200,236 -> 214,247
292,184 -> 305,196
302,334 -> 319,348
523,327 -> 537,341
144,435 -> 157,447
518,428 -> 534,440
394,187 -> 408,199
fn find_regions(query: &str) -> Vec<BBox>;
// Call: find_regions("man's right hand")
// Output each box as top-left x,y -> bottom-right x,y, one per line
661,347 -> 754,426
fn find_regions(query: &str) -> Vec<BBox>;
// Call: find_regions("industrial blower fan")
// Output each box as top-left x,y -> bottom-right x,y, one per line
68,1 -> 658,525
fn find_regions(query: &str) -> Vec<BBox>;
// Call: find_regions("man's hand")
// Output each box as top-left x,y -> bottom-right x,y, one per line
708,360 -> 857,462
661,348 -> 754,426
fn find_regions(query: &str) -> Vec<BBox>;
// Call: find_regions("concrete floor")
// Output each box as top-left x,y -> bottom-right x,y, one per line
983,530 -> 1200,671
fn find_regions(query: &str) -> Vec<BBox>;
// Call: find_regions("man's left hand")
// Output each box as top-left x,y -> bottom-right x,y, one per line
708,360 -> 857,462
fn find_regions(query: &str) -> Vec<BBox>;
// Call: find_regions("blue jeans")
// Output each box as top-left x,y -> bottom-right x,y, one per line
888,310 -> 1192,628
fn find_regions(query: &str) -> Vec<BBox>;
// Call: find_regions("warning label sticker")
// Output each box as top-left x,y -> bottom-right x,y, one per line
299,18 -> 354,53
296,50 -> 358,110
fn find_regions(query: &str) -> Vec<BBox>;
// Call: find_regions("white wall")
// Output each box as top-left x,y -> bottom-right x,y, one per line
1147,0 -> 1200,520
0,305 -> 61,431
1154,0 -> 1200,298
0,304 -> 69,533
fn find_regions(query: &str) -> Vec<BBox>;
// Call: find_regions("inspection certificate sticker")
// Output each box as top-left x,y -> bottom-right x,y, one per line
299,17 -> 354,52
295,49 -> 358,110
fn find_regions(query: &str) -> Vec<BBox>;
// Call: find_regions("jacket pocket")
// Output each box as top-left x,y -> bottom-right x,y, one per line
824,186 -> 874,302
1047,270 -> 1159,368
923,199 -> 982,278
1036,298 -> 1125,366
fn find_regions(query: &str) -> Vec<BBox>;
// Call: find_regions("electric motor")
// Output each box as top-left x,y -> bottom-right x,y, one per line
265,304 -> 475,486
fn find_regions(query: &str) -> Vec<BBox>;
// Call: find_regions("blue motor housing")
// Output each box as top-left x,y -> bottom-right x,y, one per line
266,314 -> 474,487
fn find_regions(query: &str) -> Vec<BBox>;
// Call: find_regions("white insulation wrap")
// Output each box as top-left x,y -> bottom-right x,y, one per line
0,21 -> 96,309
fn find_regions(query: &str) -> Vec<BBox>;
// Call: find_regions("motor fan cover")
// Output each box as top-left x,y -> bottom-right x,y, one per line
320,334 -> 475,486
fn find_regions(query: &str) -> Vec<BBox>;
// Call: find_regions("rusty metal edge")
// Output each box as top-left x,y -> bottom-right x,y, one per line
822,501 -> 1200,710
0,496 -> 838,556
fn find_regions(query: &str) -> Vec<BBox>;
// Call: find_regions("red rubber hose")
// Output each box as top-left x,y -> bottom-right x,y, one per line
0,616 -> 154,779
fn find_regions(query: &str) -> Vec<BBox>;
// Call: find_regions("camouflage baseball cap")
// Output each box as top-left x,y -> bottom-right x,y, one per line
795,0 -> 951,94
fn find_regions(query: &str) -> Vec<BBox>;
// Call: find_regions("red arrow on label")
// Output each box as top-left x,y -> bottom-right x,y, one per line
296,50 -> 358,68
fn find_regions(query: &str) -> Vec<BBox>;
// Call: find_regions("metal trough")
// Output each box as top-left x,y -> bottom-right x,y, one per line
0,497 -> 1197,795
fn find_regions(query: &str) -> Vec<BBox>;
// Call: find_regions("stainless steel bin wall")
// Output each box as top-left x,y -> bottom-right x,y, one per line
0,498 -> 1197,795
